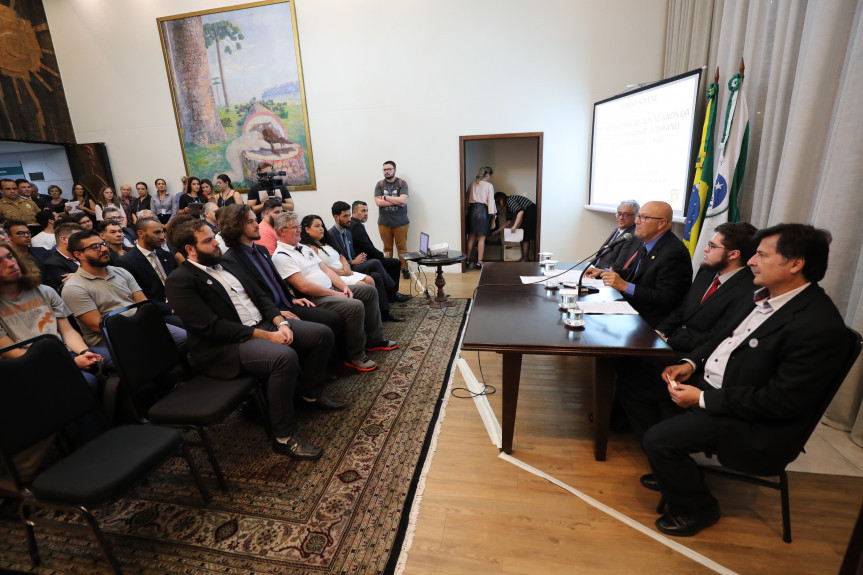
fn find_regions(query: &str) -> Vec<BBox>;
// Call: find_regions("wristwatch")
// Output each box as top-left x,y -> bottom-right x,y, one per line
77,348 -> 95,356
277,320 -> 290,328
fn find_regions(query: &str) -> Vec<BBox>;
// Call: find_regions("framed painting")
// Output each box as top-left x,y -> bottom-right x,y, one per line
157,0 -> 316,190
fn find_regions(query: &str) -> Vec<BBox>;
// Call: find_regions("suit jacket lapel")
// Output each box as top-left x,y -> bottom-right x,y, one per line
184,261 -> 235,312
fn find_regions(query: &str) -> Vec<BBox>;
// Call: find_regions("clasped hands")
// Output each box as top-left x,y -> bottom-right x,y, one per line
661,363 -> 701,409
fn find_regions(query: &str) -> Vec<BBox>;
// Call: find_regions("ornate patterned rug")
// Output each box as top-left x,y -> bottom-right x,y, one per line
0,298 -> 469,574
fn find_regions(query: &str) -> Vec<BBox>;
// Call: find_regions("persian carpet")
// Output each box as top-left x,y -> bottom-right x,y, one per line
0,297 -> 469,574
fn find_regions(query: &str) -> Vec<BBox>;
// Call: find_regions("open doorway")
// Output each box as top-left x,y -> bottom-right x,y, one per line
460,132 -> 543,264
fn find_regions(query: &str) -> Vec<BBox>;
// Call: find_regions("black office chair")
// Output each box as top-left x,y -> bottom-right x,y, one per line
100,301 -> 267,492
657,327 -> 862,542
0,334 -> 211,574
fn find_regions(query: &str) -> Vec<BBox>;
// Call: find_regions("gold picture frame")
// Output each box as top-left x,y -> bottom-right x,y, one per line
157,0 -> 316,191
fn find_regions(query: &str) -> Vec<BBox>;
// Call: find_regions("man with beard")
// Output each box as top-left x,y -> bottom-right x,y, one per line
254,198 -> 283,254
61,229 -> 186,350
598,201 -> 692,328
42,221 -> 83,293
616,222 -> 758,445
165,219 -> 337,460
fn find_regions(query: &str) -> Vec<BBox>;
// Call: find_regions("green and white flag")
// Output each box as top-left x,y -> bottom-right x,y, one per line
691,73 -> 749,273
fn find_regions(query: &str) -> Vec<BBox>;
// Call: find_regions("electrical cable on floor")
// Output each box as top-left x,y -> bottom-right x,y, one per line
451,351 -> 496,398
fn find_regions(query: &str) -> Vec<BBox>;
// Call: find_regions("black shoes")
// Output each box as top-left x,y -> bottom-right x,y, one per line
366,340 -> 399,352
303,394 -> 347,411
639,473 -> 660,492
272,433 -> 323,460
393,292 -> 412,303
402,269 -> 410,280
382,311 -> 406,322
655,504 -> 720,537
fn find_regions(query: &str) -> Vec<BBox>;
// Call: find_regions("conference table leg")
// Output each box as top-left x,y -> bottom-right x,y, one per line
500,352 -> 523,454
593,357 -> 615,461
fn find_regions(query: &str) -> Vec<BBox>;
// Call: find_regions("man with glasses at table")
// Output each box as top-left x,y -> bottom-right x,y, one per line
61,229 -> 186,350
585,200 -> 640,275
598,201 -> 691,328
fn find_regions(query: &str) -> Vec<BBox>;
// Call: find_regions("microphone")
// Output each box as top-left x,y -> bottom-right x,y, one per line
577,232 -> 632,295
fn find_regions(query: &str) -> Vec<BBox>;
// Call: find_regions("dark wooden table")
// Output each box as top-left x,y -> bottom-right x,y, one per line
461,262 -> 673,460
416,252 -> 467,309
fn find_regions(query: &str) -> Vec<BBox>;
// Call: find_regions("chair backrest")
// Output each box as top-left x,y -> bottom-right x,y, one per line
101,301 -> 182,420
101,301 -> 182,386
800,327 -> 863,446
0,335 -> 97,457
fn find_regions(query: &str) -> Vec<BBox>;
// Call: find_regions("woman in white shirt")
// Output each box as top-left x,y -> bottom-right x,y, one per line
299,215 -> 372,286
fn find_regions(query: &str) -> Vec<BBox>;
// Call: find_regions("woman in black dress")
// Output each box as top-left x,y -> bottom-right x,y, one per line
45,185 -> 67,214
178,177 -> 205,213
130,181 -> 152,222
214,173 -> 244,208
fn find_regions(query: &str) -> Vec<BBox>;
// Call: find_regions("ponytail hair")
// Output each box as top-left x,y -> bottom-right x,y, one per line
475,166 -> 493,183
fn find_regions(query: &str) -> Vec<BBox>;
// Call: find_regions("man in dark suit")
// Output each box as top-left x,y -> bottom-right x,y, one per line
618,221 -> 758,440
330,201 -> 408,321
119,218 -> 181,325
642,223 -> 849,536
42,221 -> 82,293
349,200 -> 403,287
165,219 -> 342,461
216,204 -> 345,344
599,201 -> 691,328
594,200 -> 639,269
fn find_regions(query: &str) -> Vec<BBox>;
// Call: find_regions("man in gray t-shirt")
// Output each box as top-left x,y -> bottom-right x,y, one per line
61,229 -> 186,350
374,160 -> 410,278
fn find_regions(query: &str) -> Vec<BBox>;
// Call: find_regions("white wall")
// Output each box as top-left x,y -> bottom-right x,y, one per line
44,0 -> 667,260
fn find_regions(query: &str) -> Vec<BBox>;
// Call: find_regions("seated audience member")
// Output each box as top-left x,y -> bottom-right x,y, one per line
119,217 -> 183,326
61,229 -> 186,350
0,178 -> 40,224
165,219 -> 341,459
617,222 -> 758,441
0,242 -> 108,389
491,192 -> 537,262
203,201 -> 219,234
332,201 -> 409,306
641,223 -> 849,537
31,210 -> 57,250
4,219 -> 49,271
42,221 -> 83,293
98,220 -> 129,265
0,225 -> 9,243
216,204 -> 344,342
70,211 -> 94,230
101,205 -> 136,246
349,200 -> 403,287
272,212 -> 397,372
45,185 -> 68,215
255,198 -> 283,254
598,201 -> 691,328
302,215 -> 374,286
584,200 -> 639,274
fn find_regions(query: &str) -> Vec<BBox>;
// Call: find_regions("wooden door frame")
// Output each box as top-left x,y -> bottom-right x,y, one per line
459,132 -> 543,261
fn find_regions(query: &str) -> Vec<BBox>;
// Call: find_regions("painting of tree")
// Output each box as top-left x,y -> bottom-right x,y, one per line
157,0 -> 316,191
203,20 -> 244,108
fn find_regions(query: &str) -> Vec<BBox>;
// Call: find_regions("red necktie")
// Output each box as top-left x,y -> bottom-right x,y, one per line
700,276 -> 721,304
622,247 -> 641,270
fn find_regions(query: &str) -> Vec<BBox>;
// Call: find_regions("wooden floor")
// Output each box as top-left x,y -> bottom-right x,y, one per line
397,268 -> 863,575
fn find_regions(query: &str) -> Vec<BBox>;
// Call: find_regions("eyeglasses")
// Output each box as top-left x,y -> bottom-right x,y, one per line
13,230 -> 32,236
80,241 -> 108,252
382,168 -> 394,172
616,212 -> 635,218
635,214 -> 666,222
287,225 -> 301,230
706,242 -> 727,251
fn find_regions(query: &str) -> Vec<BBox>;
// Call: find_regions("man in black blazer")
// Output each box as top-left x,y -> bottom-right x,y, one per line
642,223 -> 849,537
119,218 -> 181,325
165,219 -> 342,460
216,204 -> 345,344
618,222 -> 758,440
42,221 -> 82,293
599,201 -> 691,328
349,200 -> 403,287
595,200 -> 639,269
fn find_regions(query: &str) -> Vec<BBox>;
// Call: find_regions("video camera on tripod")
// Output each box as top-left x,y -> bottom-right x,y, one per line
256,169 -> 288,191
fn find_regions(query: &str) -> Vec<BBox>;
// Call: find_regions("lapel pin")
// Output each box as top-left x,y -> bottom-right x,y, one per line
206,279 -> 213,285
748,338 -> 758,348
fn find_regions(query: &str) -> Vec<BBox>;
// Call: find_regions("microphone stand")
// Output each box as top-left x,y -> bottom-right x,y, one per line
577,254 -> 602,295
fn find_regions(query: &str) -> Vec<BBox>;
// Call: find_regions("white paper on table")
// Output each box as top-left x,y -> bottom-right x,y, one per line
519,270 -> 604,286
578,300 -> 639,314
504,228 -> 524,242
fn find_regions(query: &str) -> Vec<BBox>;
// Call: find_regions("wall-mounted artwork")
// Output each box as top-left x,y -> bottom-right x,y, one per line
0,0 -> 75,143
157,0 -> 315,190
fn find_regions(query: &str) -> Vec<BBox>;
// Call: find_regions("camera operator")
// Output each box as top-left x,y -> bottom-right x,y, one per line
248,161 -> 294,217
